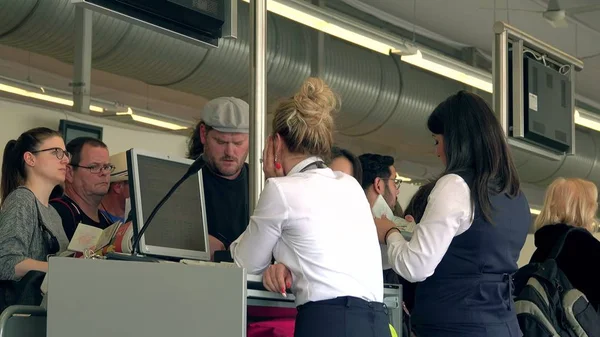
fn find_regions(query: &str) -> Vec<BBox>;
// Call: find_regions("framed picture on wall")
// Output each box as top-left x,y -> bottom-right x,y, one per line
58,120 -> 103,144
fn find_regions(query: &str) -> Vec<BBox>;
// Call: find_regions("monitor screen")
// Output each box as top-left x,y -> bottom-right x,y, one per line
127,149 -> 209,261
58,120 -> 103,144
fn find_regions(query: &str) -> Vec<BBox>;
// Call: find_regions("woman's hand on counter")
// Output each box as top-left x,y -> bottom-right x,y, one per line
263,263 -> 292,295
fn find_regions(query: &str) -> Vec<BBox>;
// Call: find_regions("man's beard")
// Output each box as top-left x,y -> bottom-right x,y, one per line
206,156 -> 241,177
384,185 -> 398,213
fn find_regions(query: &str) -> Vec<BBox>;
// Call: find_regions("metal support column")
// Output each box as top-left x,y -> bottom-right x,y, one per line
310,0 -> 325,77
72,7 -> 93,114
511,40 -> 525,138
249,0 -> 267,211
493,24 -> 508,136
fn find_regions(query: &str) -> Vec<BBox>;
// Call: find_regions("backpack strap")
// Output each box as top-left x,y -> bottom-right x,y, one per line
49,197 -> 78,225
548,227 -> 587,259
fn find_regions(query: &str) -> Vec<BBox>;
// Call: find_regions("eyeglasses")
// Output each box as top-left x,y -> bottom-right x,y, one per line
383,178 -> 402,189
30,148 -> 72,161
70,163 -> 116,174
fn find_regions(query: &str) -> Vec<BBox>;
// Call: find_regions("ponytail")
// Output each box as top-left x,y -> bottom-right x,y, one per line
1,140 -> 23,205
1,127 -> 62,206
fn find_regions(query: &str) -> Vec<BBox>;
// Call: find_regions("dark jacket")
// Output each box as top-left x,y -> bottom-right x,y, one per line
530,223 -> 600,310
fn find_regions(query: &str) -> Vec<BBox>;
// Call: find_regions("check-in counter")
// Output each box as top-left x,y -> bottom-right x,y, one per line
40,258 -> 402,337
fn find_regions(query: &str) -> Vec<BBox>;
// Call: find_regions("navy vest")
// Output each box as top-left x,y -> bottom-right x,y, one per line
412,173 -> 531,325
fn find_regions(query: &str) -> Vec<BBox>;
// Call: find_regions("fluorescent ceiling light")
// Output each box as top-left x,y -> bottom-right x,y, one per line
574,108 -> 600,132
0,83 -> 104,112
241,0 -> 412,55
246,0 -> 492,94
395,173 -> 412,182
530,208 -> 541,215
117,108 -> 188,131
0,81 -> 188,131
401,50 -> 494,93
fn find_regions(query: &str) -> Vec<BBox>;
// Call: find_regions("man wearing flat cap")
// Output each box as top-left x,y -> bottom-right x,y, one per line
187,97 -> 250,260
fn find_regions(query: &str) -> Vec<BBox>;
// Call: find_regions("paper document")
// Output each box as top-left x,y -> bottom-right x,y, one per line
372,195 -> 416,269
372,195 -> 416,234
68,221 -> 123,253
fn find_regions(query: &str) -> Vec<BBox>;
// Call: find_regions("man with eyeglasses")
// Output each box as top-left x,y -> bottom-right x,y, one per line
50,137 -> 113,240
358,153 -> 402,212
359,153 -> 415,322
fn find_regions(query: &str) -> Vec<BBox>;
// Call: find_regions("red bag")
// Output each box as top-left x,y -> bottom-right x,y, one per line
247,318 -> 296,337
247,305 -> 296,337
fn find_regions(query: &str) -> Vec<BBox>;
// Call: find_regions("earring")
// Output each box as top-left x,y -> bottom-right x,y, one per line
274,155 -> 282,170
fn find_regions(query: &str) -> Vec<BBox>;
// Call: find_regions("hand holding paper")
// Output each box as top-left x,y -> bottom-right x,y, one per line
372,195 -> 416,234
372,195 -> 415,269
68,221 -> 123,253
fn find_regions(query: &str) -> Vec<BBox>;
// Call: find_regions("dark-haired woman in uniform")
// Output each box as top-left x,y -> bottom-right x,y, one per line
376,91 -> 530,337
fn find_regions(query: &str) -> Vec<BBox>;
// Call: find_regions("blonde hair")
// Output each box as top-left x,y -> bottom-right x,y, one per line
272,77 -> 338,158
534,177 -> 598,232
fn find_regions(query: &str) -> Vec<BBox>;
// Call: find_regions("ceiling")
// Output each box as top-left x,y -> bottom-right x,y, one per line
342,0 -> 600,108
1,0 -> 599,208
0,44 -> 206,122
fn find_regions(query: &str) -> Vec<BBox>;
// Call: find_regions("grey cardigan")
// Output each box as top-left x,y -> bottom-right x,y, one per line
0,187 -> 69,281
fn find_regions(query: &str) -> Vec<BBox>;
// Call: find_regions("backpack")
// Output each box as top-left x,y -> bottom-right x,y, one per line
513,227 -> 600,337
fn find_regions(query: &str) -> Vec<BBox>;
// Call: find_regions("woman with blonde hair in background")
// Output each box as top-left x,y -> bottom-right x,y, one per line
530,177 -> 600,310
231,77 -> 389,337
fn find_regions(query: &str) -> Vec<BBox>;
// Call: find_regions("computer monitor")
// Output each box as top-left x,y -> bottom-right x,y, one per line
58,120 -> 103,144
126,148 -> 210,261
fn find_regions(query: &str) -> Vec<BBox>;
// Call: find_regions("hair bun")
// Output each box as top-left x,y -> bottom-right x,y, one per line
271,77 -> 337,158
292,77 -> 338,127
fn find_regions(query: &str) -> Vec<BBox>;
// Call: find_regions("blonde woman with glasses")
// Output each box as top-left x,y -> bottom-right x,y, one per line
530,177 -> 600,310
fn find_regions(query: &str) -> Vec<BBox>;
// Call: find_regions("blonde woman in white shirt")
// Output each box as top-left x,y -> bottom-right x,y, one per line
230,78 -> 389,337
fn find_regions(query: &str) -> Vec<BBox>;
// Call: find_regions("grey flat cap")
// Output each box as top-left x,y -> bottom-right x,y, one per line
201,97 -> 249,133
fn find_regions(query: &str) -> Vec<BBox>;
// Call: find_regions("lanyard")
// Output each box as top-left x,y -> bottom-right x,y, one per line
299,160 -> 327,173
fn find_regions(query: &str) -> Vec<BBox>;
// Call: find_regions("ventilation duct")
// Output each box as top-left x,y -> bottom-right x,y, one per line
1,0 -> 599,188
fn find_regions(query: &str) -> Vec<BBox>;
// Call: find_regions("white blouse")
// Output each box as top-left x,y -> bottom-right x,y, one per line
231,157 -> 384,306
386,174 -> 473,282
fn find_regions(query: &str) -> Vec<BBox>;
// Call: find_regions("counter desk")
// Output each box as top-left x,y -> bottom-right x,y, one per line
39,258 -> 402,337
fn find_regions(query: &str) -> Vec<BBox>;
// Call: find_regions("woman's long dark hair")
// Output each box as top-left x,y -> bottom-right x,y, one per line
331,146 -> 363,183
427,91 -> 520,223
405,181 -> 436,223
1,127 -> 62,205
